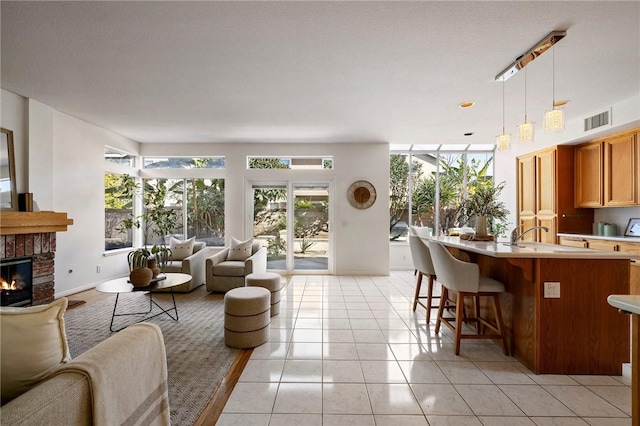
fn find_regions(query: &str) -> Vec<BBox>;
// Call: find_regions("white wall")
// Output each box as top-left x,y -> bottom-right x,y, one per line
2,92 -> 391,298
494,94 -> 640,233
141,141 -> 390,276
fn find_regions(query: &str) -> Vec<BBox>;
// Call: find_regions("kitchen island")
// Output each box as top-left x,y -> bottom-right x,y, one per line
425,236 -> 638,375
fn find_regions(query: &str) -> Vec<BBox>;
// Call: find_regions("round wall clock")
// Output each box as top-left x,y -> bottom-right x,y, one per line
347,180 -> 376,209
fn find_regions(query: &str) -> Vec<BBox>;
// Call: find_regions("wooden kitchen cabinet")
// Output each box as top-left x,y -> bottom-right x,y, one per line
517,146 -> 593,243
588,239 -> 619,251
604,132 -> 638,206
575,142 -> 603,207
558,236 -> 588,248
575,128 -> 639,208
517,154 -> 536,218
559,238 -> 640,294
537,149 -> 557,216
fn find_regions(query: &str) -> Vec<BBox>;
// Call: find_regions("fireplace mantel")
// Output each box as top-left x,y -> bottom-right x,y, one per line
0,211 -> 73,235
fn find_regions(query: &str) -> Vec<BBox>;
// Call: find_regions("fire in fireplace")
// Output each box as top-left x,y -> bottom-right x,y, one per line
1,257 -> 32,307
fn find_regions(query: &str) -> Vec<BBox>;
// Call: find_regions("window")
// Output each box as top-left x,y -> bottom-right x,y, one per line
142,178 -> 225,247
248,156 -> 333,170
143,157 -> 225,169
389,145 -> 497,241
104,172 -> 135,250
104,147 -> 134,167
185,178 -> 225,246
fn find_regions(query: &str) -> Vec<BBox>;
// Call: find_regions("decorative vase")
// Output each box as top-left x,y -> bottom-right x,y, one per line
475,215 -> 489,236
129,267 -> 153,287
147,258 -> 161,278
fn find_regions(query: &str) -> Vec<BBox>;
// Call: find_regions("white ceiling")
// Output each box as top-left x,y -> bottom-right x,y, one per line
1,1 -> 639,145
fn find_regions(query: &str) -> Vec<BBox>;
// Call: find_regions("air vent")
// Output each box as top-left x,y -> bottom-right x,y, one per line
584,110 -> 610,131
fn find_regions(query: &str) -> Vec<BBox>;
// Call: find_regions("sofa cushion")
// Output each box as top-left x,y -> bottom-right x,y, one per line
193,241 -> 206,254
170,236 -> 195,261
227,237 -> 253,261
1,297 -> 71,403
214,261 -> 247,277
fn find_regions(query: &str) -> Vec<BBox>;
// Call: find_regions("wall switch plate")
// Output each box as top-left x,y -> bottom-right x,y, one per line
96,265 -> 101,273
544,282 -> 560,298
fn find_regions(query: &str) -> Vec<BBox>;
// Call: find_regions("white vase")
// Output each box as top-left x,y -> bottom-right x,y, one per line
475,215 -> 488,236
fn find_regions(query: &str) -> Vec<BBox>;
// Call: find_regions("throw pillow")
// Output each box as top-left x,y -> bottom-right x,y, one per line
170,236 -> 196,261
1,297 -> 71,403
227,237 -> 254,261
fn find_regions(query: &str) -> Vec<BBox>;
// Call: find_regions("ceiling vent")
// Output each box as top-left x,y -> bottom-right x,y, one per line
584,110 -> 610,132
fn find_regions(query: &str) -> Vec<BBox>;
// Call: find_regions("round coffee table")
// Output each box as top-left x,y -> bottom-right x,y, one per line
96,272 -> 192,332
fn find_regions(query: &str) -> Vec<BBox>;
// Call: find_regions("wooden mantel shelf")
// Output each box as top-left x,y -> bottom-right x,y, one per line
0,211 -> 74,235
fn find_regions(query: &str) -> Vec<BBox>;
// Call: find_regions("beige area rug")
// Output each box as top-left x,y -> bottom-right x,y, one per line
64,284 -> 239,425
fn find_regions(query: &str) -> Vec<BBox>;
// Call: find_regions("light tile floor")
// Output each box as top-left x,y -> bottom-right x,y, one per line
218,272 -> 632,426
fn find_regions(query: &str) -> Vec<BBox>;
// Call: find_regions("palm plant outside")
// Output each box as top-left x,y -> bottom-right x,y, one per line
390,154 -> 510,237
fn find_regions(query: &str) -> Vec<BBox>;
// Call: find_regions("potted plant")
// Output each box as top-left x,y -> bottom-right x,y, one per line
457,181 -> 509,237
116,178 -> 179,274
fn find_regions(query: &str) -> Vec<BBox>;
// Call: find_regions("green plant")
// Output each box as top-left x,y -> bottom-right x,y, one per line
457,181 -> 510,225
116,178 -> 180,269
268,235 -> 286,257
298,237 -> 316,254
127,247 -> 151,271
294,200 -> 314,210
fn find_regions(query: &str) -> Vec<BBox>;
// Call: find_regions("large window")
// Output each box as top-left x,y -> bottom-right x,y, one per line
105,148 -> 226,250
389,145 -> 498,241
248,156 -> 333,170
142,178 -> 225,247
104,172 -> 135,250
143,157 -> 225,169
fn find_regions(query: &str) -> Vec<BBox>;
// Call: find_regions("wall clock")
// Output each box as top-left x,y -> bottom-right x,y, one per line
347,180 -> 376,209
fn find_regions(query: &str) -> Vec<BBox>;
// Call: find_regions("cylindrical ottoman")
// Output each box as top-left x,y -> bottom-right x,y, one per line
246,272 -> 284,316
224,286 -> 271,348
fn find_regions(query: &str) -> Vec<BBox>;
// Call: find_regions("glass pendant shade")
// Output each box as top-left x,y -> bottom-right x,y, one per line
544,108 -> 565,132
518,122 -> 535,142
496,133 -> 511,151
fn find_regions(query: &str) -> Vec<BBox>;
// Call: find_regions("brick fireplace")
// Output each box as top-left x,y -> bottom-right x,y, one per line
0,211 -> 73,306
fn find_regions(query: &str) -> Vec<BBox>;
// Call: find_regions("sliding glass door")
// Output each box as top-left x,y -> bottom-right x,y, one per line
293,183 -> 329,271
251,182 -> 331,274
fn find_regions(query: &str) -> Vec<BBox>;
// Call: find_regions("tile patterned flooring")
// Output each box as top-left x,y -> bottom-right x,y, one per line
217,272 -> 632,426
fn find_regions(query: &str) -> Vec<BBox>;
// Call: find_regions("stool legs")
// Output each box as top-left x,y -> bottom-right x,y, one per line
413,272 -> 439,324
435,288 -> 509,357
412,272 -> 423,311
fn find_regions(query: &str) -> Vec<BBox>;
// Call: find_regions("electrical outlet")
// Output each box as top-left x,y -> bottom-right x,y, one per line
96,265 -> 101,273
544,282 -> 560,298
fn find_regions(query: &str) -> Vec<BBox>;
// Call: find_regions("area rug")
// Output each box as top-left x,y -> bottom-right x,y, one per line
63,285 -> 239,425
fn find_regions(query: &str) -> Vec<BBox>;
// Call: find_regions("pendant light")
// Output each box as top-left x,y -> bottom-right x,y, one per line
544,45 -> 565,132
496,79 -> 511,151
518,67 -> 534,142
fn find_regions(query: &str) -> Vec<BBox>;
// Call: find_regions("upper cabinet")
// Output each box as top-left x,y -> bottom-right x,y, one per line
575,128 -> 639,208
517,145 -> 593,243
604,132 -> 638,206
575,142 -> 603,207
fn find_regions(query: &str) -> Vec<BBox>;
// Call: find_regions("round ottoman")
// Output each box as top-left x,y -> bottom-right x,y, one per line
224,286 -> 271,348
246,272 -> 284,316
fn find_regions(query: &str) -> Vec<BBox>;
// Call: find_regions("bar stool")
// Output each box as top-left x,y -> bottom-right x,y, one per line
409,235 -> 439,324
427,241 -> 509,356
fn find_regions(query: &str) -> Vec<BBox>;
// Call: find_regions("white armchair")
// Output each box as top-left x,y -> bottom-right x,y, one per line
206,242 -> 267,293
161,241 -> 211,292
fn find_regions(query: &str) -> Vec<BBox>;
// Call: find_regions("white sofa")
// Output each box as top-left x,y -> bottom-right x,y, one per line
1,322 -> 170,426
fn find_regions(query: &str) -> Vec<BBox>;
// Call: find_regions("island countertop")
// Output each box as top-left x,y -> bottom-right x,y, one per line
424,236 -> 640,259
608,295 -> 640,315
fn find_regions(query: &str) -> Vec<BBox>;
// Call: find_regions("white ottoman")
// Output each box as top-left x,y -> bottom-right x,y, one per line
224,286 -> 271,348
245,272 -> 284,316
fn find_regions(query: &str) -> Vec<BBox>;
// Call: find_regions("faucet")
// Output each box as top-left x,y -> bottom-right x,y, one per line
509,224 -> 549,246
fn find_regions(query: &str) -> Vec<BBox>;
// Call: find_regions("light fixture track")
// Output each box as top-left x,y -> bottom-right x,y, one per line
495,30 -> 566,82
